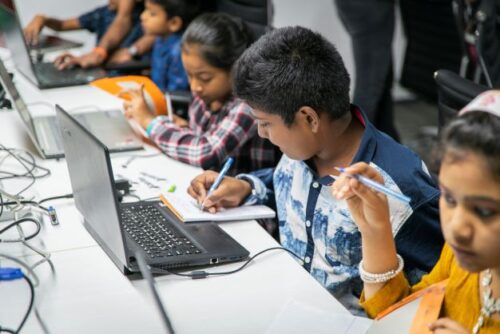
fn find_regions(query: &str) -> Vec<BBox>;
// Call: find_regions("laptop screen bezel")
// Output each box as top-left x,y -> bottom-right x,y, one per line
0,3 -> 41,86
56,104 -> 132,272
0,58 -> 48,156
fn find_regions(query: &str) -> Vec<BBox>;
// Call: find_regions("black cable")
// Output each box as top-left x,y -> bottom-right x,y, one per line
0,200 -> 49,213
152,247 -> 303,279
0,275 -> 35,334
16,275 -> 35,334
1,193 -> 74,212
0,218 -> 41,242
0,194 -> 73,221
38,194 -> 73,205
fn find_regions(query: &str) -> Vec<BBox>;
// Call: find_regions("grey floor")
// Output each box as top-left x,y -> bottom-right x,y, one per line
394,99 -> 441,174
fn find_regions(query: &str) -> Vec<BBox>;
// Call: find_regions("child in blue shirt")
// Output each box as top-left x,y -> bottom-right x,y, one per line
24,0 -> 143,52
141,0 -> 202,92
187,26 -> 444,314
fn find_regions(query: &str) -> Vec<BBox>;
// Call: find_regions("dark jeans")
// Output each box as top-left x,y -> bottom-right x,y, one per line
335,0 -> 400,141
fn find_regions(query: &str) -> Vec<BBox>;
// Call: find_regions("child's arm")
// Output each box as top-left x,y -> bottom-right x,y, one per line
187,168 -> 276,214
333,163 -> 453,317
332,162 -> 401,299
24,16 -> 81,45
55,0 -> 137,70
148,103 -> 258,170
187,171 -> 253,213
96,0 -> 136,57
107,35 -> 155,64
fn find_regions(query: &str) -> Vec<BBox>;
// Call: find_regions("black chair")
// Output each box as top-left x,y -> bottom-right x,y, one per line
434,69 -> 488,131
215,0 -> 273,40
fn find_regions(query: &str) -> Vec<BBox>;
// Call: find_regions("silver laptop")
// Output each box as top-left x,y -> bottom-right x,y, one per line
2,0 -> 83,54
0,3 -> 106,89
0,59 -> 143,159
30,34 -> 83,54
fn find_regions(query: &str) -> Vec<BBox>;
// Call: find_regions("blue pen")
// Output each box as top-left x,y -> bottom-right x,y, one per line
335,167 -> 411,204
201,157 -> 234,209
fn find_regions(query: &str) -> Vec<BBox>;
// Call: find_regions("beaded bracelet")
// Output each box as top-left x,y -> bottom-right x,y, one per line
359,254 -> 404,283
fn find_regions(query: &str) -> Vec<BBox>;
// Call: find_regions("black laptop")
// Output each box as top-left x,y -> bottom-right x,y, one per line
56,105 -> 249,274
0,4 -> 106,89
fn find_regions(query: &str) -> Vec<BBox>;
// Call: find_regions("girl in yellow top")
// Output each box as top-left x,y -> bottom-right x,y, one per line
332,90 -> 500,334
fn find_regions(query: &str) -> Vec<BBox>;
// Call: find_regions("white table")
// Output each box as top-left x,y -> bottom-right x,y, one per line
0,53 -> 367,334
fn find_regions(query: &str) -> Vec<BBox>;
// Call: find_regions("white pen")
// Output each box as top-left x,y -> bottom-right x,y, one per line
166,92 -> 174,122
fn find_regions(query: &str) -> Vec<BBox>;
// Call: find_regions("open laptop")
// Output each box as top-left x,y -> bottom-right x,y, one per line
1,0 -> 83,53
0,4 -> 106,89
30,34 -> 83,54
0,59 -> 143,159
56,104 -> 249,274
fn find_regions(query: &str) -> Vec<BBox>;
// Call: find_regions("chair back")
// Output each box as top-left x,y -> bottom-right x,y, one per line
215,0 -> 273,40
434,69 -> 488,130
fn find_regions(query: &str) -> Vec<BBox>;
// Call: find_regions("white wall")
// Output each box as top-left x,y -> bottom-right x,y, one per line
15,0 -> 106,25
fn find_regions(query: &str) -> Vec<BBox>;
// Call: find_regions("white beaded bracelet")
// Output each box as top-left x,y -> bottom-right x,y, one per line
359,254 -> 404,283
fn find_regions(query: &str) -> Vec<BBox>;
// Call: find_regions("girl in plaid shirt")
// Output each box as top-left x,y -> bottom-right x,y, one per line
124,13 -> 279,175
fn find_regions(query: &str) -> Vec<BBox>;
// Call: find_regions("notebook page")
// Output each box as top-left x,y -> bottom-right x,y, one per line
160,192 -> 275,222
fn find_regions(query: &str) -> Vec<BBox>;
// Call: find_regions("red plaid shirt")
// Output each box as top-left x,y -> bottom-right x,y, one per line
148,95 -> 279,175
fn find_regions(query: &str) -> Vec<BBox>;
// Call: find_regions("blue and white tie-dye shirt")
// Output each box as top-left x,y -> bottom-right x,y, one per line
151,33 -> 188,92
238,107 -> 443,314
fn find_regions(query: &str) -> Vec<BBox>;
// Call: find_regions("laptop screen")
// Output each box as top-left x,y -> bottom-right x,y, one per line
56,105 -> 129,270
0,4 -> 38,85
0,58 -> 36,135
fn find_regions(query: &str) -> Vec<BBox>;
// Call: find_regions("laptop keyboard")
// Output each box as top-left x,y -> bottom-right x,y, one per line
120,203 -> 202,259
34,62 -> 104,86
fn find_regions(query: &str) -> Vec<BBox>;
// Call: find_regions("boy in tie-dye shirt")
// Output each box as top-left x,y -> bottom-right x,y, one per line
187,26 -> 443,314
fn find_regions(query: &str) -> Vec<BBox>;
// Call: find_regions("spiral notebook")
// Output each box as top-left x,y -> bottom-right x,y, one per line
159,192 -> 275,223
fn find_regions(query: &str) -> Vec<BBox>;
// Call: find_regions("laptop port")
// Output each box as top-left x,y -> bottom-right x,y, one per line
210,258 -> 219,264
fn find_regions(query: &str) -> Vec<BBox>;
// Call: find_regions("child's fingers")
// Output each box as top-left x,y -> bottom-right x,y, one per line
203,189 -> 224,208
188,177 -> 208,202
344,162 -> 385,184
428,318 -> 469,333
334,183 -> 356,201
348,178 -> 385,204
332,173 -> 354,199
118,88 -> 140,99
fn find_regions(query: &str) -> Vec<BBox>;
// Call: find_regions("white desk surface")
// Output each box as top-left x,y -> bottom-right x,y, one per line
0,48 -> 367,333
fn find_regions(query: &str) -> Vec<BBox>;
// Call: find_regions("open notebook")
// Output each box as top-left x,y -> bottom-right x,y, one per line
160,192 -> 275,223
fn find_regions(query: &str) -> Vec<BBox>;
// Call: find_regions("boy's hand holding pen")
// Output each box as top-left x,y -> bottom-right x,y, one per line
331,162 -> 406,235
187,160 -> 252,213
200,158 -> 234,211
